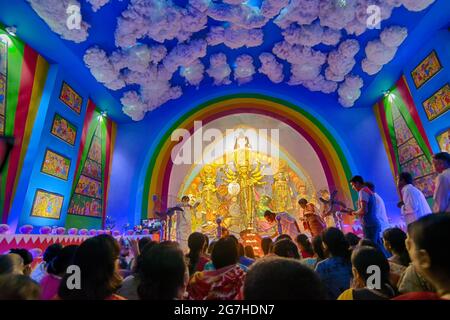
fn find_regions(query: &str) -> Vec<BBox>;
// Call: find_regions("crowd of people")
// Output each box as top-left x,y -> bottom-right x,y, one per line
0,152 -> 448,300
0,212 -> 449,300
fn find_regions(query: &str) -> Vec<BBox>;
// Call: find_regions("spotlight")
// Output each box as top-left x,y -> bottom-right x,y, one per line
383,90 -> 390,97
98,111 -> 107,121
5,26 -> 17,37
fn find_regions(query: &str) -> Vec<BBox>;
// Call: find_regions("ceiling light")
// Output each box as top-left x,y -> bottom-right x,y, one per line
5,26 -> 17,37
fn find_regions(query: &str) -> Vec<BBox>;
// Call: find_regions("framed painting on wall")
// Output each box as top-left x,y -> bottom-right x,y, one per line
413,174 -> 437,198
398,139 -> 422,165
411,51 -> 442,89
422,83 -> 450,121
393,121 -> 413,146
436,128 -> 450,153
82,158 -> 102,181
88,136 -> 102,163
41,149 -> 71,180
68,194 -> 102,218
59,82 -> 82,114
400,155 -> 434,180
0,38 -> 7,76
30,189 -> 64,219
75,175 -> 102,199
50,113 -> 77,145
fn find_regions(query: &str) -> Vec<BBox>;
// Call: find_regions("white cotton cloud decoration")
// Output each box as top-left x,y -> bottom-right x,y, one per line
84,47 -> 125,90
234,54 -> 256,85
189,0 -> 211,13
87,0 -> 110,12
206,53 -> 232,86
318,0 -> 357,30
207,3 -> 268,30
66,0 -> 436,118
180,59 -> 205,87
272,41 -> 327,84
26,0 -> 90,43
380,25 -> 408,48
401,0 -> 435,12
110,45 -> 167,72
283,22 -> 341,47
258,53 -> 284,83
322,27 -> 342,46
163,40 -> 208,73
121,64 -> 182,120
365,40 -> 397,65
361,58 -> 382,75
325,39 -> 360,82
273,41 -> 326,66
274,0 -> 320,29
386,0 -> 403,7
338,74 -> 364,108
260,0 -> 290,19
302,75 -> 338,94
121,91 -> 147,121
115,0 -> 208,48
362,26 -> 407,75
207,26 -> 264,49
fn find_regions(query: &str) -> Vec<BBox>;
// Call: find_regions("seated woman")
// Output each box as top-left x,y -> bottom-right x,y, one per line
244,245 -> 256,259
187,236 -> 246,300
299,235 -> 325,269
345,233 -> 361,250
338,246 -> 396,300
382,227 -> 411,287
40,245 -> 78,300
238,243 -> 255,268
272,239 -> 300,259
58,235 -> 125,300
118,240 -> 157,300
0,274 -> 40,300
295,234 -> 314,258
138,242 -> 188,300
186,232 -> 210,277
394,214 -> 450,300
260,237 -> 273,256
315,228 -> 352,299
30,243 -> 62,283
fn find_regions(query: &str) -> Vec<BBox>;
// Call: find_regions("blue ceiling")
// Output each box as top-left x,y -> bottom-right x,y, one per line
0,0 -> 449,123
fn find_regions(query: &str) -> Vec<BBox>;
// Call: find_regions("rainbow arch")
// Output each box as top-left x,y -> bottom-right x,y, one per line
142,94 -> 356,218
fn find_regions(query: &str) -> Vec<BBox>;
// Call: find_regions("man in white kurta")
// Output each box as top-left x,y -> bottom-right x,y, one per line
432,152 -> 450,213
398,172 -> 431,224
